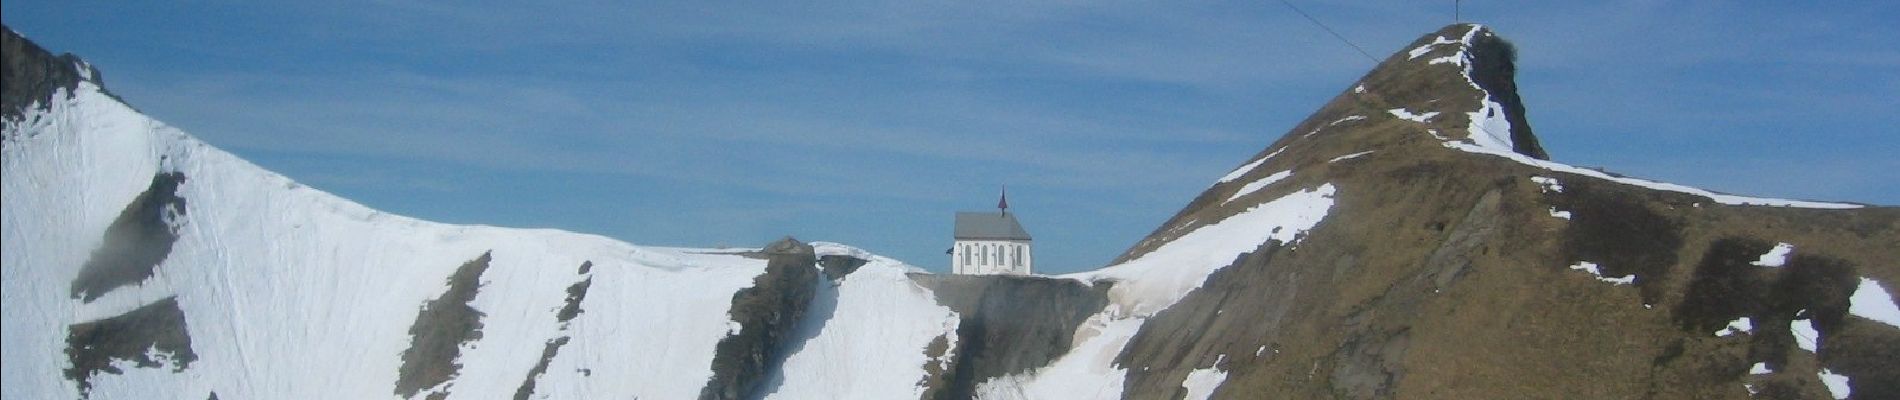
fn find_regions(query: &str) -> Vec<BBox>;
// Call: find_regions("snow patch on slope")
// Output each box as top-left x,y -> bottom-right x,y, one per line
1225,170 -> 1293,203
1818,369 -> 1851,399
1083,184 -> 1338,317
1179,354 -> 1229,400
1388,108 -> 1439,123
1530,176 -> 1564,193
1792,318 -> 1821,352
1216,147 -> 1286,184
1305,115 -> 1367,138
1329,151 -> 1374,163
1716,317 -> 1753,337
1751,243 -> 1795,267
1850,278 -> 1900,328
1568,261 -> 1634,285
1407,35 -> 1461,59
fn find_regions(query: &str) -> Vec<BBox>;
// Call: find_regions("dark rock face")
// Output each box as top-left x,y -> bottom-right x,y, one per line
72,171 -> 189,302
819,254 -> 869,281
65,296 -> 197,399
2,24 -> 107,124
908,274 -> 1110,400
396,252 -> 494,398
700,238 -> 820,400
554,261 -> 593,324
1098,23 -> 1899,400
1459,28 -> 1546,160
511,336 -> 572,400
512,261 -> 593,400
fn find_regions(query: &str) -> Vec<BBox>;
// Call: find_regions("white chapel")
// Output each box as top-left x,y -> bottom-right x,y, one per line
951,190 -> 1033,275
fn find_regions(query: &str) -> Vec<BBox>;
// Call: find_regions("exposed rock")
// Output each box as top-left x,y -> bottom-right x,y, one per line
915,334 -> 954,400
65,296 -> 196,399
555,261 -> 593,324
700,237 -> 819,400
819,254 -> 869,281
2,24 -> 114,124
513,261 -> 593,400
72,171 -> 188,302
511,336 -> 571,400
395,252 -> 493,399
908,274 -> 1110,399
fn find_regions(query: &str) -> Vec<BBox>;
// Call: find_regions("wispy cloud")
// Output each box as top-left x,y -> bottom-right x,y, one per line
7,1 -> 1895,271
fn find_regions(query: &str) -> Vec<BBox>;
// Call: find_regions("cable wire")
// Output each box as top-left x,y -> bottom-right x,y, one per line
1276,0 -> 1381,63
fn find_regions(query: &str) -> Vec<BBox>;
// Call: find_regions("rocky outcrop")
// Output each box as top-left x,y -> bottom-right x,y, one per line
2,24 -> 109,124
700,238 -> 820,400
820,254 -> 869,281
908,274 -> 1111,399
72,171 -> 188,302
395,252 -> 494,399
65,296 -> 197,399
511,261 -> 594,400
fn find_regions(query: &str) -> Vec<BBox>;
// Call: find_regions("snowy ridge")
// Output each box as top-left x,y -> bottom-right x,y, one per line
1442,139 -> 1862,208
3,80 -> 774,399
814,241 -> 927,274
1407,26 -> 1862,209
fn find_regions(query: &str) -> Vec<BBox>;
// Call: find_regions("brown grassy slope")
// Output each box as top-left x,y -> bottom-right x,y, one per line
1111,24 -> 1898,399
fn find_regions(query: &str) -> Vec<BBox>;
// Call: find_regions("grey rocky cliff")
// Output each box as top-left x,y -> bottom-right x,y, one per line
908,274 -> 1110,400
2,24 -> 116,124
699,237 -> 821,400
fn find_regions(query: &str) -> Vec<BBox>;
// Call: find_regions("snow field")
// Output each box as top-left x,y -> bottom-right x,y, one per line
4,80 -> 771,399
759,250 -> 959,400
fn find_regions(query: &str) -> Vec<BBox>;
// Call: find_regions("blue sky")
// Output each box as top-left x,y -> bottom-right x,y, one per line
6,1 -> 1896,274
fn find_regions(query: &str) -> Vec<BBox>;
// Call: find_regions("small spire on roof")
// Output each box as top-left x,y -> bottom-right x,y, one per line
998,185 -> 1009,215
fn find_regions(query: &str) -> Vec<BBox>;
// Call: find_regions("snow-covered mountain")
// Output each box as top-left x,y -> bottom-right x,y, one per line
6,23 -> 1898,400
1,25 -> 952,400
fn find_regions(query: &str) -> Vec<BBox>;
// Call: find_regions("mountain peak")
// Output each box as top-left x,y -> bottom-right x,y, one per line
2,24 -> 111,124
1350,23 -> 1546,160
1114,24 -> 1548,263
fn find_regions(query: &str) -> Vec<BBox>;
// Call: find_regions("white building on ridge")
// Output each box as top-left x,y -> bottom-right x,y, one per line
951,190 -> 1032,275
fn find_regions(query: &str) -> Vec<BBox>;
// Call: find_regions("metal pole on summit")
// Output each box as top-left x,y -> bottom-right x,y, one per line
1455,0 -> 1462,23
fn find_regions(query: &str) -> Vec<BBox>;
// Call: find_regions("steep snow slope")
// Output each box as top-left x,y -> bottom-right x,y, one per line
2,52 -> 776,399
756,242 -> 961,399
